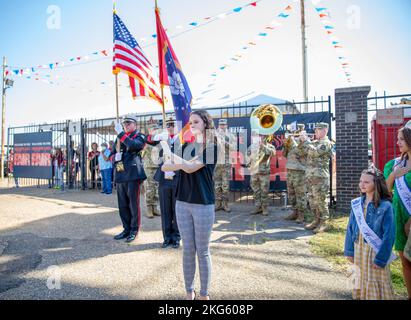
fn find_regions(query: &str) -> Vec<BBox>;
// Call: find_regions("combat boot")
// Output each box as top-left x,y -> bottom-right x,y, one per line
153,206 -> 161,216
251,206 -> 262,215
261,206 -> 269,216
304,218 -> 320,230
295,211 -> 305,224
215,200 -> 222,212
284,210 -> 298,221
313,220 -> 330,234
146,206 -> 154,219
222,200 -> 231,213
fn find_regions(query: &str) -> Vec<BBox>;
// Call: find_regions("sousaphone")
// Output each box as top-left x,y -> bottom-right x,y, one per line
250,103 -> 283,135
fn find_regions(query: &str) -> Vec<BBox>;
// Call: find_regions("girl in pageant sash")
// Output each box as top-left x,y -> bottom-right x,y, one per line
344,168 -> 395,300
384,122 -> 411,300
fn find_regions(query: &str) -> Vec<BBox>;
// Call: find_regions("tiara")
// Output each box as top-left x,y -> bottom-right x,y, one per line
368,163 -> 383,177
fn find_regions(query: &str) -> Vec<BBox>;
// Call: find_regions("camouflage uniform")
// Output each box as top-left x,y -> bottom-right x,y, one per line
215,128 -> 236,211
301,126 -> 333,232
284,136 -> 308,222
142,142 -> 160,218
249,137 -> 276,215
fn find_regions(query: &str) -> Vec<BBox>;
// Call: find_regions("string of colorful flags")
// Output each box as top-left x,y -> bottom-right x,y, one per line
194,0 -> 298,103
7,0 -> 355,97
5,0 -> 263,77
311,0 -> 353,83
17,72 -> 134,97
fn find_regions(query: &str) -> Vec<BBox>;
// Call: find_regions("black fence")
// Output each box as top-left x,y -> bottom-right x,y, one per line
5,97 -> 334,206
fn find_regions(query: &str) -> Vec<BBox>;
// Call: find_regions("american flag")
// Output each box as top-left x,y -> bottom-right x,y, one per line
113,13 -> 162,104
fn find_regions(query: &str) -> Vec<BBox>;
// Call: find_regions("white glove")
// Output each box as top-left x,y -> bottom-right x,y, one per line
115,152 -> 122,162
152,132 -> 169,142
114,122 -> 124,135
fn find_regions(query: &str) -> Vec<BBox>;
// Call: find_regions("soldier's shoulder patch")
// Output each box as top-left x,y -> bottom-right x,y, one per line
319,144 -> 327,151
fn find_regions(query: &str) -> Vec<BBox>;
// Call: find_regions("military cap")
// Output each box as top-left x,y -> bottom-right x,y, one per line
147,118 -> 159,129
165,116 -> 176,124
122,115 -> 138,123
218,119 -> 228,125
315,122 -> 329,129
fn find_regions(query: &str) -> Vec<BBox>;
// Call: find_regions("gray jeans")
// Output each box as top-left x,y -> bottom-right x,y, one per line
176,200 -> 215,297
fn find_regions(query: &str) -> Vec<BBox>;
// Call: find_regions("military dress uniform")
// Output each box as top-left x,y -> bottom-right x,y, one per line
112,116 -> 147,243
249,136 -> 276,216
283,134 -> 308,223
302,123 -> 333,233
214,119 -> 236,212
149,117 -> 181,249
142,123 -> 161,219
155,138 -> 181,248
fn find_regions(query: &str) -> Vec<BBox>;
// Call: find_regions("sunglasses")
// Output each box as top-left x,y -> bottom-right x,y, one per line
123,121 -> 134,125
166,123 -> 175,128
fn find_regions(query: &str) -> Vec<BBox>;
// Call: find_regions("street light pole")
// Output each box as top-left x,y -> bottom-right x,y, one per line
1,56 -> 6,180
300,0 -> 309,112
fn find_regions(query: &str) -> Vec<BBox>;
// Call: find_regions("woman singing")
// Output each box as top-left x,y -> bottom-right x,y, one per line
162,110 -> 217,300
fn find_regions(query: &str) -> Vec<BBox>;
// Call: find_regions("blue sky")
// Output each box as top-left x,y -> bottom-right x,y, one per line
1,0 -> 411,136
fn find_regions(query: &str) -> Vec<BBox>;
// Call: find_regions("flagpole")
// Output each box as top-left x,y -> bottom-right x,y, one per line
160,86 -> 166,130
113,1 -> 121,155
1,56 -> 7,180
115,74 -> 120,121
155,0 -> 167,130
300,0 -> 308,112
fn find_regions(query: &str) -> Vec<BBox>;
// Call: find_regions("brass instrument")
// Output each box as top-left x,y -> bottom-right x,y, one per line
247,104 -> 283,172
284,124 -> 314,140
250,104 -> 283,135
283,124 -> 316,156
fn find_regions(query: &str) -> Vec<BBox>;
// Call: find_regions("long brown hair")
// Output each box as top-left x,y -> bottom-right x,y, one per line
398,126 -> 411,162
190,110 -> 217,147
360,167 -> 392,207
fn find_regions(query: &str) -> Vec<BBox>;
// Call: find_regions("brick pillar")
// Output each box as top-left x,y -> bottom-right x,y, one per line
335,86 -> 371,214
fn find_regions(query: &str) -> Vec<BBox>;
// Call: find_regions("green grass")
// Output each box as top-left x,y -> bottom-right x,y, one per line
309,216 -> 407,298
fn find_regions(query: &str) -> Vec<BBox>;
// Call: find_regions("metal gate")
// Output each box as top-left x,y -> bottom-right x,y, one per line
7,121 -> 69,188
6,97 -> 334,207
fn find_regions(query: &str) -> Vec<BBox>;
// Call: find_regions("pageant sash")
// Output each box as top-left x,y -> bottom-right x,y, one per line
394,158 -> 411,217
351,197 -> 397,264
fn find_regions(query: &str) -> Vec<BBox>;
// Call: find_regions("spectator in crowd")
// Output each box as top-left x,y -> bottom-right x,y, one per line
8,148 -> 19,188
53,147 -> 65,191
98,142 -> 113,194
88,142 -> 100,189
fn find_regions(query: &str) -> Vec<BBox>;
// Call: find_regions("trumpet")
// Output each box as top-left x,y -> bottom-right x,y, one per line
284,124 -> 314,140
284,131 -> 315,140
